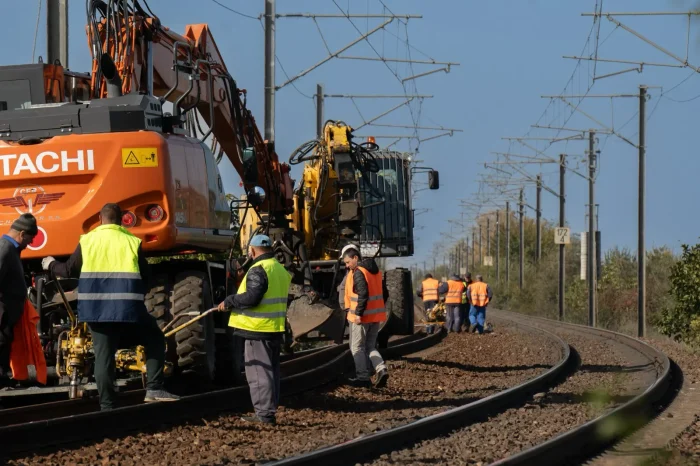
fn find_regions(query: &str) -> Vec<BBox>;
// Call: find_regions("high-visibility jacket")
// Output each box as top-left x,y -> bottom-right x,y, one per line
228,257 -> 292,333
421,278 -> 439,302
78,224 -> 146,322
10,300 -> 47,384
345,267 -> 387,324
445,279 -> 465,305
469,281 -> 490,307
461,281 -> 469,305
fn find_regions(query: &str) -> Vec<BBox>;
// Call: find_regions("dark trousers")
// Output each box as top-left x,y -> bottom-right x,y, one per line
89,314 -> 166,410
0,325 -> 13,378
244,338 -> 281,421
445,304 -> 462,332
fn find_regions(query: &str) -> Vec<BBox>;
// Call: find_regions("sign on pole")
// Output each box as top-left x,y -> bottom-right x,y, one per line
483,256 -> 493,266
554,227 -> 571,245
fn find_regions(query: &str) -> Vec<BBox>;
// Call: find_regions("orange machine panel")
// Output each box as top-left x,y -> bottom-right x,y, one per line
0,131 -> 183,259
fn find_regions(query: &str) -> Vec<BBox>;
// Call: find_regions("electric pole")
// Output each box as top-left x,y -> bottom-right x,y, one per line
264,0 -> 276,146
471,229 -> 476,271
479,224 -> 483,266
316,83 -> 324,138
519,188 -> 524,290
559,154 -> 566,320
496,210 -> 500,281
47,0 -> 69,68
588,130 -> 597,327
638,85 -> 647,337
536,174 -> 542,263
506,201 -> 510,283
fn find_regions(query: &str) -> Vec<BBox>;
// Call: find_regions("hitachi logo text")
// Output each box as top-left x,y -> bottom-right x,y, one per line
0,150 -> 95,176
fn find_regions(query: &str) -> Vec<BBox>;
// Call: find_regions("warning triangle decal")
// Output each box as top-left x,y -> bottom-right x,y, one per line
124,151 -> 140,165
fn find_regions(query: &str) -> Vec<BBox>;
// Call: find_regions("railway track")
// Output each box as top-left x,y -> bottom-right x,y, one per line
0,323 -> 444,458
267,310 -> 671,466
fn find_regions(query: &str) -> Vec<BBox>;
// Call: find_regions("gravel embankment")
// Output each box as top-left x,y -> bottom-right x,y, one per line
8,321 -> 560,465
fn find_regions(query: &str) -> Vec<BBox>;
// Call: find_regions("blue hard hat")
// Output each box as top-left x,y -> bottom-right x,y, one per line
250,234 -> 272,247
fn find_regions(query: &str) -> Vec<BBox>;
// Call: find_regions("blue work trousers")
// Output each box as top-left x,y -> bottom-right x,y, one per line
445,304 -> 462,332
469,305 -> 487,334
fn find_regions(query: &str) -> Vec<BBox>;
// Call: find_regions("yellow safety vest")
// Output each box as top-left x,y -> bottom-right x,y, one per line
228,257 -> 292,333
78,224 -> 145,322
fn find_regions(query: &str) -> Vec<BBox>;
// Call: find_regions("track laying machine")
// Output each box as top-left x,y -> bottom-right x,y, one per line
0,0 -> 438,397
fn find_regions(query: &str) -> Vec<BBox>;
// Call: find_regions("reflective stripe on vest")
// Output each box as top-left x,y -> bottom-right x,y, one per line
469,281 -> 490,307
78,224 -> 145,322
345,266 -> 387,324
228,257 -> 292,333
446,279 -> 465,304
421,278 -> 439,302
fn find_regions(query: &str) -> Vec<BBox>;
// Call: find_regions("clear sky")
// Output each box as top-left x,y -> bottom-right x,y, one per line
4,0 -> 700,268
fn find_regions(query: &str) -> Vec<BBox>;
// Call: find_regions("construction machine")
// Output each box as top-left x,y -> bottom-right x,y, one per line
0,1 -> 438,398
265,121 -> 439,345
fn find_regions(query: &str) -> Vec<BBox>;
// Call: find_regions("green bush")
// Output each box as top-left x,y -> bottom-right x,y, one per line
657,242 -> 700,345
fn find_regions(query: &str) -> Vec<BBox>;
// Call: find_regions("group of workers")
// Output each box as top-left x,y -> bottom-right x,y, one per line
417,272 -> 493,333
0,207 -> 389,426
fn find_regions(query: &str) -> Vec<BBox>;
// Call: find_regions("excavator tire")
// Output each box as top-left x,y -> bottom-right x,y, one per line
382,268 -> 414,336
145,273 -> 177,363
171,271 -> 216,382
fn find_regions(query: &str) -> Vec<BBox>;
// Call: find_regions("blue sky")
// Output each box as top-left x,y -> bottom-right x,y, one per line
4,0 -> 700,268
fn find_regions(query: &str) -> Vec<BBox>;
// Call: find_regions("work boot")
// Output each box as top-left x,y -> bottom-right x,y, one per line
347,377 -> 372,388
241,415 -> 276,425
144,389 -> 181,403
373,369 -> 389,388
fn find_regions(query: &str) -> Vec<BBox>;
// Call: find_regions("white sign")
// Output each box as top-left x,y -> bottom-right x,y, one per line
459,267 -> 467,275
0,150 -> 95,176
554,227 -> 571,245
483,256 -> 493,266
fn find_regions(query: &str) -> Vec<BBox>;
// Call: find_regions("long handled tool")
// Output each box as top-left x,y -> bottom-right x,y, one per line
163,308 -> 219,338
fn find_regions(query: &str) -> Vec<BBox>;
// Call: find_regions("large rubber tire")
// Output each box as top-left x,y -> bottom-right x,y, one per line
382,268 -> 414,336
145,273 -> 177,363
170,271 -> 216,382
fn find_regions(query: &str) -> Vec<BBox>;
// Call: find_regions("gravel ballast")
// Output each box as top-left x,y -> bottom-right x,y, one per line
7,321 -> 560,465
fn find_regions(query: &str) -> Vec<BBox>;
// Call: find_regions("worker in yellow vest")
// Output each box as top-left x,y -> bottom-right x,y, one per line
218,234 -> 292,425
467,274 -> 493,334
460,273 -> 473,332
416,273 -> 448,314
445,274 -> 466,332
342,245 -> 389,388
42,203 -> 179,410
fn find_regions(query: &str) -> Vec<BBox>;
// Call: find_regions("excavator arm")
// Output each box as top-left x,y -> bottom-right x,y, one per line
85,0 -> 293,218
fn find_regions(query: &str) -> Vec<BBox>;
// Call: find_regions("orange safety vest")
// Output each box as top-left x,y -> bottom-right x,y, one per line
469,281 -> 490,307
445,279 -> 465,305
10,300 -> 47,385
421,278 -> 439,302
345,266 -> 387,324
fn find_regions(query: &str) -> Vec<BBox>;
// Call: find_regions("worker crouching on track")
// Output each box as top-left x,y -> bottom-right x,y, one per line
416,273 -> 447,315
42,203 -> 179,410
467,275 -> 493,334
218,234 -> 292,425
445,274 -> 465,333
343,245 -> 389,388
0,214 -> 38,386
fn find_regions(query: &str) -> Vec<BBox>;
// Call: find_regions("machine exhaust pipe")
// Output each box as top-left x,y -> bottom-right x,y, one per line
100,54 -> 123,98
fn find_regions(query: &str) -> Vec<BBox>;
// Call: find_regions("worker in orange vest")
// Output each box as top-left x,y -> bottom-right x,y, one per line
343,245 -> 389,388
467,274 -> 493,334
445,274 -> 466,333
416,273 -> 447,314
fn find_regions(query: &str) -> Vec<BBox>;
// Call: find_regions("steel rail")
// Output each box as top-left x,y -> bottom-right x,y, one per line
268,318 -> 572,466
0,327 -> 445,457
489,310 -> 672,466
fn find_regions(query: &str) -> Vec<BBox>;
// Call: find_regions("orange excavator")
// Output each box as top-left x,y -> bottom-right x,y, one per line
0,0 -> 437,398
0,0 -> 317,395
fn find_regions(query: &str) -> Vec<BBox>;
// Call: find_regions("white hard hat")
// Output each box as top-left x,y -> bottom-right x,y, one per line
340,244 -> 360,258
